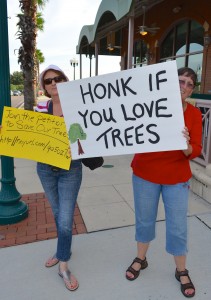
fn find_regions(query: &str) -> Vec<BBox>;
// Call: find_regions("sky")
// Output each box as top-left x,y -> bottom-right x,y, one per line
7,0 -> 121,81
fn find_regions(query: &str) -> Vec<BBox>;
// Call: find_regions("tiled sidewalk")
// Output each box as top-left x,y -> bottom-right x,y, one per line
0,193 -> 87,248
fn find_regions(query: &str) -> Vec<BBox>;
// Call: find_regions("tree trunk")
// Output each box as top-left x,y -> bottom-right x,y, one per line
18,0 -> 37,110
23,68 -> 36,110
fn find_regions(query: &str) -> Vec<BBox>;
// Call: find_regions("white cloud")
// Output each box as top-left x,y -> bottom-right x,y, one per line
7,0 -> 121,80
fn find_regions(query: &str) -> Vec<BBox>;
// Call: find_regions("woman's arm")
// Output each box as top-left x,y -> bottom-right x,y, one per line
183,107 -> 202,159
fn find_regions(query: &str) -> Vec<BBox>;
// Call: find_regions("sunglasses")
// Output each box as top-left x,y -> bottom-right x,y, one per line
43,75 -> 65,85
179,79 -> 194,90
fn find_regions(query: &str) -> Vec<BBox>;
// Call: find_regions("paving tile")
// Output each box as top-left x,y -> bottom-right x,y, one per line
1,155 -> 210,250
113,183 -> 133,206
0,238 -> 16,247
74,214 -> 85,225
0,193 -> 87,248
78,185 -> 125,207
75,223 -> 87,234
79,202 -> 135,232
0,218 -> 211,300
196,213 -> 211,228
81,155 -> 132,188
16,235 -> 37,244
188,190 -> 211,215
37,232 -> 57,240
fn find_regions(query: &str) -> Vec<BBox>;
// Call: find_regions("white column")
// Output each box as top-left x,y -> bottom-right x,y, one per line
95,42 -> 99,76
127,9 -> 134,69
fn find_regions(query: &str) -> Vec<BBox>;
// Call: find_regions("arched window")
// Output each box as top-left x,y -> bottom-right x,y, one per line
160,20 -> 204,92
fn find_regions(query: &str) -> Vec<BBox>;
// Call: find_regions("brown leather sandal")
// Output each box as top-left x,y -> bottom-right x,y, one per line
126,257 -> 148,281
175,269 -> 195,298
45,254 -> 59,268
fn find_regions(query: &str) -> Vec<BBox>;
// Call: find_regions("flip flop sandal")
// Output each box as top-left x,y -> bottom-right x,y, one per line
45,254 -> 59,268
58,269 -> 79,291
175,269 -> 195,298
126,257 -> 148,281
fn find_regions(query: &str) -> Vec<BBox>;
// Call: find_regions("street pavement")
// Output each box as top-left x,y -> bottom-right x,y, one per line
0,155 -> 211,300
11,95 -> 24,108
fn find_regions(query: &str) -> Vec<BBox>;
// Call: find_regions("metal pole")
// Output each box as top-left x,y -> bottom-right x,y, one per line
79,54 -> 82,79
0,0 -> 28,224
127,13 -> 134,69
95,42 -> 98,76
70,58 -> 78,81
89,54 -> 92,77
73,65 -> 75,80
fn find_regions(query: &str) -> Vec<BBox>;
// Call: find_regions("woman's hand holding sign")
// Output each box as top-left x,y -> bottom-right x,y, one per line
182,126 -> 192,156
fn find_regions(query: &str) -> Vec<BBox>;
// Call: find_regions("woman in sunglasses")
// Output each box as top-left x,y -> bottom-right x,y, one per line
126,67 -> 202,298
36,65 -> 82,291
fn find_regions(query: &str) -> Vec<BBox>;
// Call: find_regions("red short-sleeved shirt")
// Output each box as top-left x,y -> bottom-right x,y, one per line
131,103 -> 202,184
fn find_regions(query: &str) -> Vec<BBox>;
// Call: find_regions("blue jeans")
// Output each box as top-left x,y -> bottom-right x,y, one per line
133,174 -> 190,256
37,160 -> 82,261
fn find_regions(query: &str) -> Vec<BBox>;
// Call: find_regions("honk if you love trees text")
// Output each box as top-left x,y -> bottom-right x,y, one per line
58,61 -> 186,159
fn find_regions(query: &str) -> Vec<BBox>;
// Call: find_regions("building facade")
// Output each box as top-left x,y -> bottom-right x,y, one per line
76,0 -> 211,201
76,0 -> 211,95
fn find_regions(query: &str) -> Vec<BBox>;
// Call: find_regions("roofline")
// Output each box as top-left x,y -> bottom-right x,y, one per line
76,0 -> 133,53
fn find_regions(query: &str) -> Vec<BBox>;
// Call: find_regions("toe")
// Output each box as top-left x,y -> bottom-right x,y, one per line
64,274 -> 79,291
126,271 -> 134,279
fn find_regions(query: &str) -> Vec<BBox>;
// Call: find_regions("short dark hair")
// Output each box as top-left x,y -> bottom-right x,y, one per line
178,67 -> 197,87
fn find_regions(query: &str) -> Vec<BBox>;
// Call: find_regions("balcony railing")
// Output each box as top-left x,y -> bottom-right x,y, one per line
193,99 -> 211,166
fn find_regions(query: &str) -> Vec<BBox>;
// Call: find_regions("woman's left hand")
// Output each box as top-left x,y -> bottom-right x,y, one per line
183,126 -> 190,144
182,126 -> 192,156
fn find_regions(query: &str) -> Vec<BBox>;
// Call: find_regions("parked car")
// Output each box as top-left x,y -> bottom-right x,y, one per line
13,90 -> 21,96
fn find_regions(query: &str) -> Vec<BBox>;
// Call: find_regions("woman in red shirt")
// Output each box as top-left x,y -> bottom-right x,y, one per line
126,67 -> 202,298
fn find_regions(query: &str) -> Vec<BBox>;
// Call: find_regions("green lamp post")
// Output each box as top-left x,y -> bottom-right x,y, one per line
0,0 -> 28,224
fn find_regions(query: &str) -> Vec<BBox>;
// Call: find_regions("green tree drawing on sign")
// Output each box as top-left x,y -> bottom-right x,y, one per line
68,123 -> 87,155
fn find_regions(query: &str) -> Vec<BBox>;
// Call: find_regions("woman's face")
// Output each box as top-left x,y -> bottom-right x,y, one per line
43,70 -> 65,98
178,74 -> 194,102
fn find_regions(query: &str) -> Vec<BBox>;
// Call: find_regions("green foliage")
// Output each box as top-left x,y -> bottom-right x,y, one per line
36,12 -> 45,31
36,49 -> 45,64
10,71 -> 24,85
10,84 -> 24,92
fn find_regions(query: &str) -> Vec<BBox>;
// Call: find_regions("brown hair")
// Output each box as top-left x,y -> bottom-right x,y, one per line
42,69 -> 67,98
178,67 -> 197,87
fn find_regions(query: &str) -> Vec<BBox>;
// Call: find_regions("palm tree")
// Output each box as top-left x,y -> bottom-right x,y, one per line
35,12 -> 45,93
35,48 -> 45,95
17,0 -> 48,110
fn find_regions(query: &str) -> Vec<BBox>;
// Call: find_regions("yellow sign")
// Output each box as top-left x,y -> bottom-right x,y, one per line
0,107 -> 71,170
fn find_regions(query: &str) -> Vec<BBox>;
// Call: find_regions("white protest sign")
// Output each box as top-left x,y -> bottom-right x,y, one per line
58,61 -> 186,159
